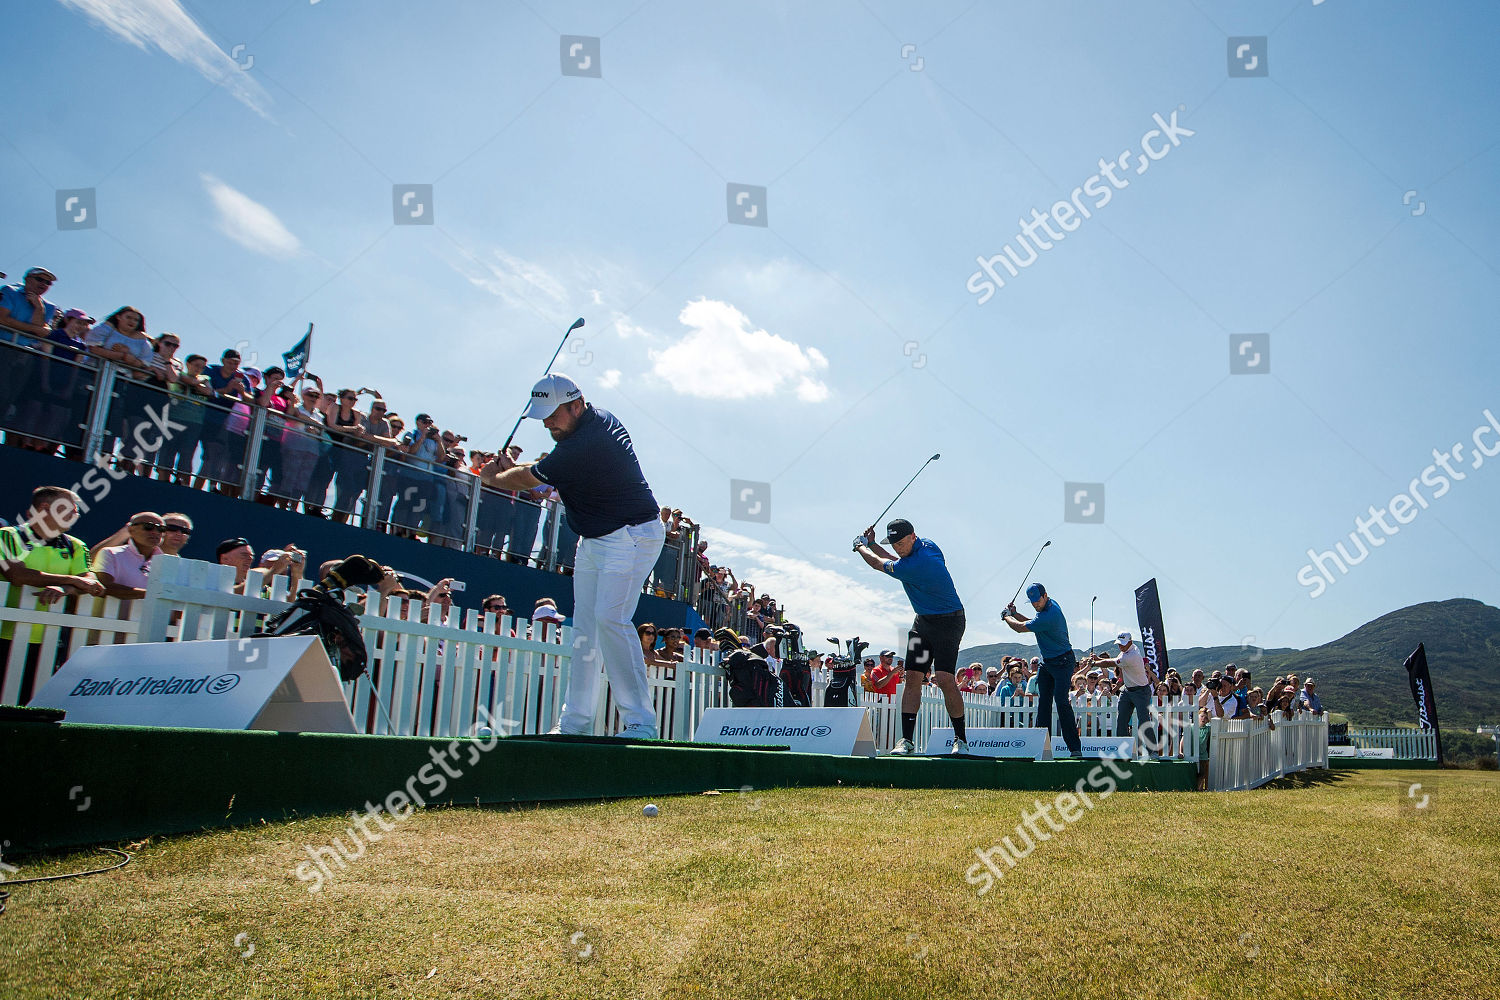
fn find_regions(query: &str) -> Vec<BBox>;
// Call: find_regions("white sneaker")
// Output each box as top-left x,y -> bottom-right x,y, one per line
618,723 -> 659,741
951,738 -> 970,755
889,738 -> 916,756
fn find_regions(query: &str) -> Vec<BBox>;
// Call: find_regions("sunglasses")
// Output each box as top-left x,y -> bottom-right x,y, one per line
131,521 -> 166,531
31,276 -> 55,287
160,340 -> 180,348
163,525 -> 191,535
641,629 -> 656,635
484,603 -> 507,611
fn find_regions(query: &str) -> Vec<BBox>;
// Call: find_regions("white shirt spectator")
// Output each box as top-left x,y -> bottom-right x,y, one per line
91,543 -> 156,591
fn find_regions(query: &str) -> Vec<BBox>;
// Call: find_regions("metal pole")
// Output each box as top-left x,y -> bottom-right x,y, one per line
1090,596 -> 1097,654
81,360 -> 117,466
239,407 -> 267,501
363,447 -> 386,530
462,478 -> 482,554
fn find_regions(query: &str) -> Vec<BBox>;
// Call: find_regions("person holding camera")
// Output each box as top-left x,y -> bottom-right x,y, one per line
854,517 -> 969,755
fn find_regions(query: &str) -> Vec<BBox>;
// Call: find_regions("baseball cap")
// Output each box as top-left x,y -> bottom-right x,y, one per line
62,308 -> 92,323
1026,583 -> 1046,602
525,373 -> 583,420
215,537 -> 251,559
884,518 -> 915,543
25,267 -> 56,281
533,604 -> 566,623
1116,631 -> 1132,644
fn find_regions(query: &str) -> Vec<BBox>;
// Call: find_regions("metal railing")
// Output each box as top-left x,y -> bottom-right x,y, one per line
0,339 -> 694,593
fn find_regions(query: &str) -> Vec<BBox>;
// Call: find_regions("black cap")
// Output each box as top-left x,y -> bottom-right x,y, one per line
884,518 -> 915,544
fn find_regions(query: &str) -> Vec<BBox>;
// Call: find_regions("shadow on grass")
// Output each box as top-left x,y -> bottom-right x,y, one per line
1261,768 -> 1348,790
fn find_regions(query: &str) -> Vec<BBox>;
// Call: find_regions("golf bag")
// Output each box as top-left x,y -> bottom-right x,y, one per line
779,654 -> 813,707
254,554 -> 384,682
823,664 -> 856,707
722,648 -> 780,707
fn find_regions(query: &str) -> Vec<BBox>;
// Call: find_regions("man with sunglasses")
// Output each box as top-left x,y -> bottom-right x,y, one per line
90,511 -> 166,600
0,267 -> 60,343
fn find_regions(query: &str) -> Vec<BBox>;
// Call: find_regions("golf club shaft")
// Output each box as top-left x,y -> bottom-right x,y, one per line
1009,541 -> 1052,606
870,453 -> 940,530
501,317 -> 585,453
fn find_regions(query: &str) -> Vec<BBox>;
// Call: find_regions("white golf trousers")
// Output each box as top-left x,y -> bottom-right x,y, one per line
558,517 -> 666,734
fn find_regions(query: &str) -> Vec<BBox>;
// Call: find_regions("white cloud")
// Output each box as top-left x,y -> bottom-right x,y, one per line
590,289 -> 604,305
59,0 -> 273,117
701,527 -> 909,645
649,299 -> 830,401
612,313 -> 653,339
201,174 -> 301,258
452,247 -> 568,314
599,369 -> 621,389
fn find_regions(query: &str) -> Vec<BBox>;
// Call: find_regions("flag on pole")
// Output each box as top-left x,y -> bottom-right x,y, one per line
1134,578 -> 1172,681
1403,643 -> 1444,763
282,323 -> 313,378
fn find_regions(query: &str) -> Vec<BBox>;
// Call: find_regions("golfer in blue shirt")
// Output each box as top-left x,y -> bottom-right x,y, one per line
854,518 -> 968,755
1003,583 -> 1082,756
482,374 -> 665,739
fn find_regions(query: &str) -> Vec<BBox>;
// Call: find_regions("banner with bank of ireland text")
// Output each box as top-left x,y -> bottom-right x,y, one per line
1134,578 -> 1171,682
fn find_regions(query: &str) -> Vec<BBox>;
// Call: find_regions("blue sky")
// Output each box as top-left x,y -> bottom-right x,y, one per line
4,0 -> 1498,654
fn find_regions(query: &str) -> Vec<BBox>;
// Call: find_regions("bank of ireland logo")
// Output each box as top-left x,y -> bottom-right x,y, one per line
810,725 -> 832,738
208,674 -> 241,694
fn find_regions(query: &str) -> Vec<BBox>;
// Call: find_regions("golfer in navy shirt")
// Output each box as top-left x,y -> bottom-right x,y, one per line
482,374 -> 666,739
1002,583 -> 1082,756
854,518 -> 969,755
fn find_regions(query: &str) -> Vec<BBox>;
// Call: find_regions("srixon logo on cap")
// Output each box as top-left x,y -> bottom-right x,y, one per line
532,390 -> 550,398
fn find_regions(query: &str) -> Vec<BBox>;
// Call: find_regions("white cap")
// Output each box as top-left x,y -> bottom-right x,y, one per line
533,604 -> 566,622
1116,631 -> 1132,644
524,373 -> 582,420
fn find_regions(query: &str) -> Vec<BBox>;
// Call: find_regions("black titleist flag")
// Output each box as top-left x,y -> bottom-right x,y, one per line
1403,643 -> 1444,763
1134,579 -> 1171,682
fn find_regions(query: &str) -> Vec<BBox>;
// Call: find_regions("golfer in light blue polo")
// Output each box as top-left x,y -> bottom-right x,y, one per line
481,374 -> 665,739
1002,583 -> 1082,757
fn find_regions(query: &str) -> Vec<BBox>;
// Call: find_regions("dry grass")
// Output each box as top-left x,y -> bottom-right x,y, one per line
2,769 -> 1497,999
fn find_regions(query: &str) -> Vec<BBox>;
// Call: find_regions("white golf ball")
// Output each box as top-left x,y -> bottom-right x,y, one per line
643,804 -> 659,818
476,726 -> 493,739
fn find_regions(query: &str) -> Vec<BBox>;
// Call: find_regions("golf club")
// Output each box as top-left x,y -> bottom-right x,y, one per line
869,453 -> 941,532
1090,595 -> 1098,655
1008,540 -> 1052,607
500,317 -> 586,453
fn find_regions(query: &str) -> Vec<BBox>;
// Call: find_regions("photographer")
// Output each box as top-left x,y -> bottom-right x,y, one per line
395,413 -> 447,534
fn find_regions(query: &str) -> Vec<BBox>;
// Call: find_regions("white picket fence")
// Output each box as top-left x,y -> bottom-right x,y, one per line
1344,726 -> 1439,760
4,555 -> 1336,785
1206,715 -> 1330,791
836,683 -> 1204,760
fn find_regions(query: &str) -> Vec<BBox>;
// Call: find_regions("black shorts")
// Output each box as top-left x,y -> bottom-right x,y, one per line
905,610 -> 966,675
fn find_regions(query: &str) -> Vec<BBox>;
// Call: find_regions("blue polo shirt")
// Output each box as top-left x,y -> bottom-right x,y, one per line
882,537 -> 963,616
531,404 -> 658,539
1026,598 -> 1072,659
0,283 -> 57,343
